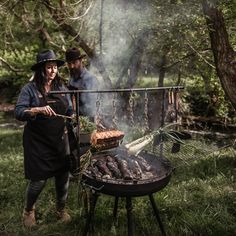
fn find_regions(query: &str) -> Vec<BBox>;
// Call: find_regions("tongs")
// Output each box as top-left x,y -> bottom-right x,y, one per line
55,113 -> 75,120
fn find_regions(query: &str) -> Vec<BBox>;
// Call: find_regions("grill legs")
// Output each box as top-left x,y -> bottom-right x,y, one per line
113,196 -> 119,218
126,197 -> 134,236
149,194 -> 166,236
83,192 -> 99,236
113,197 -> 134,236
118,195 -> 166,236
83,193 -> 166,236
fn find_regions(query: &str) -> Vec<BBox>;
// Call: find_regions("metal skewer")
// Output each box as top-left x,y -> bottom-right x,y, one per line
55,113 -> 75,120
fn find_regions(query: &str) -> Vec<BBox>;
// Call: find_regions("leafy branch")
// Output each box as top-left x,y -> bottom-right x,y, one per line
0,56 -> 24,73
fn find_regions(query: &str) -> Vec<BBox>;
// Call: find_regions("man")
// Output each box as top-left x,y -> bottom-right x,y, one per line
65,47 -> 98,120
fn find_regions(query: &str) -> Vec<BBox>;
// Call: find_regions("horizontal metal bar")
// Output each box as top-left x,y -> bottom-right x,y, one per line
50,86 -> 184,94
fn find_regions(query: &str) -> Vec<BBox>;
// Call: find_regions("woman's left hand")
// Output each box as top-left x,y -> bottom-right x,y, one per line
24,105 -> 56,117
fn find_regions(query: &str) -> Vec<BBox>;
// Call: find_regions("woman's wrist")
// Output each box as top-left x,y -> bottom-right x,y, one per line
24,107 -> 39,116
30,107 -> 40,115
24,106 -> 56,117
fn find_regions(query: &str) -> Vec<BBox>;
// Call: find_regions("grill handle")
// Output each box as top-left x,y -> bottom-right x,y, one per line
81,179 -> 104,192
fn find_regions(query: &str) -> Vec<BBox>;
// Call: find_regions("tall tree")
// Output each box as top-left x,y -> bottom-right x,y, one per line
202,0 -> 236,110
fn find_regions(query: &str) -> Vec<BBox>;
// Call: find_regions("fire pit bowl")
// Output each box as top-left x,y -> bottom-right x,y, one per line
82,150 -> 173,197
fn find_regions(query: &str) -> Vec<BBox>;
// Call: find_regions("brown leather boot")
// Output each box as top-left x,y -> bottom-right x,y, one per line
22,209 -> 36,229
56,209 -> 71,223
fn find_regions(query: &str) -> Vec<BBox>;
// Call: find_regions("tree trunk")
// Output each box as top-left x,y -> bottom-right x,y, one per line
158,54 -> 167,87
127,48 -> 143,88
148,50 -> 169,130
115,29 -> 150,88
202,0 -> 236,110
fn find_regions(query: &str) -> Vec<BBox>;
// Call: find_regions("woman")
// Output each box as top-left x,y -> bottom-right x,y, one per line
15,49 -> 73,228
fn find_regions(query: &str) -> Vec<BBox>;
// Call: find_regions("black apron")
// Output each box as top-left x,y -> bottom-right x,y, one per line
23,93 -> 69,181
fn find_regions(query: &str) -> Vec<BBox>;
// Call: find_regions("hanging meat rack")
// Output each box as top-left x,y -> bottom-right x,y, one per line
50,86 -> 184,236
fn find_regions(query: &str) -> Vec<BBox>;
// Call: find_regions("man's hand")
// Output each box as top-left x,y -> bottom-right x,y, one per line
24,106 -> 56,117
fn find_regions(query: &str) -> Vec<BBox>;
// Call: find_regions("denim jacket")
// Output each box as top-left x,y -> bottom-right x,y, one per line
68,68 -> 98,117
15,81 -> 73,121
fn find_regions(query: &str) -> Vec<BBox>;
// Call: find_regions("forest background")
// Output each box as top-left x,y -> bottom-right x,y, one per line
1,0 -> 236,123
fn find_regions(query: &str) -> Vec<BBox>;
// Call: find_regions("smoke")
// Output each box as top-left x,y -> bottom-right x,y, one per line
77,0 -> 156,136
80,0 -> 201,86
72,1 -> 200,135
80,0 -> 155,84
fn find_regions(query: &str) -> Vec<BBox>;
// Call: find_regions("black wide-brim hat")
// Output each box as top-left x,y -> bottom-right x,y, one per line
65,47 -> 86,62
31,49 -> 65,71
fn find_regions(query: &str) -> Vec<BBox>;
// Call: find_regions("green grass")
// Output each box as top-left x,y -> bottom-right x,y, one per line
0,111 -> 18,125
0,127 -> 235,236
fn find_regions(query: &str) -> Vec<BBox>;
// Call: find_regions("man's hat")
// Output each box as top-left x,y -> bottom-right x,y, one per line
31,49 -> 65,71
65,47 -> 86,62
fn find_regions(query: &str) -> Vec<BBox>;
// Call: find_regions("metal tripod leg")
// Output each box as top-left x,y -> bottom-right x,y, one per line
113,197 -> 119,218
149,194 -> 166,236
126,197 -> 134,236
83,192 -> 99,236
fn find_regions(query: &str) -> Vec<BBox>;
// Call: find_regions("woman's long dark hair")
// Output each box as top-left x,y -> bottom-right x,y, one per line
32,63 -> 63,97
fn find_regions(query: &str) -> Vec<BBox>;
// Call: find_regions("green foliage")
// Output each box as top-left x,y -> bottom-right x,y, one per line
0,46 -> 40,102
182,74 -> 236,119
79,116 -> 96,133
0,46 -> 38,79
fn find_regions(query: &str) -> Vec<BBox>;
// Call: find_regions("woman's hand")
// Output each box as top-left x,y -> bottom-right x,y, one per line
24,106 -> 56,117
38,105 -> 56,116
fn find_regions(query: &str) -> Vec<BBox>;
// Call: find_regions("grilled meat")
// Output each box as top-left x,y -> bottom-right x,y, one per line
106,161 -> 122,179
91,129 -> 124,145
116,157 -> 133,180
136,155 -> 155,172
131,160 -> 143,179
95,160 -> 112,177
87,165 -> 102,178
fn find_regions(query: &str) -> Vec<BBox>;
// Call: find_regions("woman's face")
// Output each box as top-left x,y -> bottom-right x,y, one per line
45,62 -> 58,81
